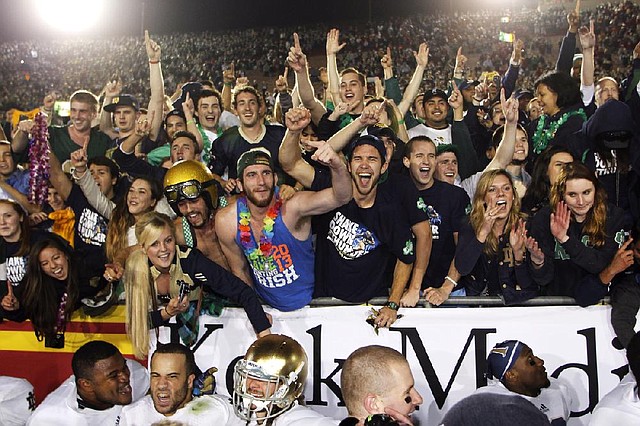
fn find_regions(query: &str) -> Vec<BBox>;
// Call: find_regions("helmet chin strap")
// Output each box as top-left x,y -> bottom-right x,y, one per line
243,395 -> 271,416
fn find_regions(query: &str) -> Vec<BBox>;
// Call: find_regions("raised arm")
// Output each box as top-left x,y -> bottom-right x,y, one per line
279,107 -> 316,188
326,102 -> 382,153
287,33 -> 327,125
145,30 -> 165,141
579,20 -> 596,96
70,148 -> 115,219
486,89 -> 518,170
397,43 -> 429,117
556,2 -> 580,74
221,62 -> 235,111
47,138 -> 73,200
326,29 -> 345,108
11,120 -> 35,154
99,79 -> 122,140
287,139 -> 352,218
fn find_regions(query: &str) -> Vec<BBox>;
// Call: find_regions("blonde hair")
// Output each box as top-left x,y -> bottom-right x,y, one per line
470,170 -> 523,256
124,212 -> 175,359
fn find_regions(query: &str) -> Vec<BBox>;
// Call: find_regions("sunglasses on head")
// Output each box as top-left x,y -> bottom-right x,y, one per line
165,179 -> 214,204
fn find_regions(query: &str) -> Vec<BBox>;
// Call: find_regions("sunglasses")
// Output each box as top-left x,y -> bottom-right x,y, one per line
165,179 -> 214,204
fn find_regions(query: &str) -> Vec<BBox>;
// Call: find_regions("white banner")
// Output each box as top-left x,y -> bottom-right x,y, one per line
153,304 -> 629,425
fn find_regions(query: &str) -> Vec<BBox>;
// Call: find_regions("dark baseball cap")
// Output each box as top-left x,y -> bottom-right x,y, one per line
348,134 -> 387,162
103,94 -> 140,112
458,80 -> 480,91
423,88 -> 448,103
172,82 -> 203,111
237,148 -> 274,178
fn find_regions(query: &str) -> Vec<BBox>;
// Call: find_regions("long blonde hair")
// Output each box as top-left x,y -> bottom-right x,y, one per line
124,212 -> 176,359
470,169 -> 523,256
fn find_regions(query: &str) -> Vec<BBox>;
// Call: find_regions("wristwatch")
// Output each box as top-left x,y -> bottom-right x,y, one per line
384,301 -> 399,311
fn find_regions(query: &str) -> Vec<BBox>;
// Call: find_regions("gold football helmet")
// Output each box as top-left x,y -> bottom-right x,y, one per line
233,334 -> 308,421
163,160 -> 218,211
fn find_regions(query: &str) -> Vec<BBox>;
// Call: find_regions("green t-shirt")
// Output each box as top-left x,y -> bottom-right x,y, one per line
48,126 -> 113,162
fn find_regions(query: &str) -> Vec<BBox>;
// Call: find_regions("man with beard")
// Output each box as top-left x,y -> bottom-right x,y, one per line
120,343 -> 242,425
475,340 -> 575,424
28,341 -> 149,425
216,145 -> 351,312
164,160 -> 229,267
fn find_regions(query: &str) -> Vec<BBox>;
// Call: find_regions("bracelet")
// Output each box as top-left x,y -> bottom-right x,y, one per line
224,82 -> 233,87
149,59 -> 160,64
384,301 -> 399,311
162,307 -> 169,317
186,119 -> 195,125
398,119 -> 405,125
531,259 -> 544,267
445,275 -> 458,286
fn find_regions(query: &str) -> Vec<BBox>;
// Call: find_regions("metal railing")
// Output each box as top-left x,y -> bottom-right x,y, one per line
309,296 -> 611,307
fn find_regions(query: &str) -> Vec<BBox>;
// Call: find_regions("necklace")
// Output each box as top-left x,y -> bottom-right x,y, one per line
238,191 -> 282,271
532,109 -> 586,154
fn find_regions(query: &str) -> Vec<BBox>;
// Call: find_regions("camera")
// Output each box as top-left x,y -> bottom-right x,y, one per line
178,279 -> 193,302
44,333 -> 65,349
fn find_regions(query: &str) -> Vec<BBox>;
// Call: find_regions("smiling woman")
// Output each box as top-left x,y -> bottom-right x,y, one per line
34,0 -> 104,33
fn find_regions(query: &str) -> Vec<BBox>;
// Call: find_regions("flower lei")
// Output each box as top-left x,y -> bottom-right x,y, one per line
532,109 -> 587,154
28,112 -> 50,205
238,190 -> 282,272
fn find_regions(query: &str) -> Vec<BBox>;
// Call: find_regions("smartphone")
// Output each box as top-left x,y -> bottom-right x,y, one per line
54,101 -> 70,117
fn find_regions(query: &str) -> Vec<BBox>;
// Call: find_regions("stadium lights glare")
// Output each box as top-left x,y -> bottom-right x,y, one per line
35,0 -> 105,33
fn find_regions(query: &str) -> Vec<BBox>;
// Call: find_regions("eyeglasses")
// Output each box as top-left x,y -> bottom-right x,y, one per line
165,179 -> 214,204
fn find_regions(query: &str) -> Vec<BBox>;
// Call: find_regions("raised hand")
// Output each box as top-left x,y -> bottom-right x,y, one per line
358,101 -> 384,126
145,30 -> 161,62
287,33 -> 307,72
309,140 -> 342,169
135,111 -> 153,137
578,19 -> 596,49
511,38 -> 524,64
182,92 -> 195,117
477,203 -> 501,242
284,107 -> 311,132
104,79 -> 122,98
448,80 -> 463,111
454,46 -> 467,71
275,68 -> 289,93
414,42 -> 429,68
550,201 -> 571,242
329,102 -> 350,121
326,28 -> 346,55
381,47 -> 393,71
567,0 -> 580,32
500,88 -> 518,124
223,62 -> 236,85
509,218 -> 527,259
525,235 -> 545,266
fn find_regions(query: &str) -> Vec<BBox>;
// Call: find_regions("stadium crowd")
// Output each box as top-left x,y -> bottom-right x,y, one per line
0,0 -> 640,424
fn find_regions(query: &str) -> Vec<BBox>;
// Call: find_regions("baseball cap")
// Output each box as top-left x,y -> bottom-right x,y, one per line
348,134 -> 387,163
515,90 -> 534,101
103,94 -> 140,112
364,124 -> 401,146
164,108 -> 186,125
0,376 -> 35,426
458,80 -> 480,91
487,340 -> 524,381
423,88 -> 448,103
436,143 -> 459,157
237,148 -> 274,178
172,82 -> 203,111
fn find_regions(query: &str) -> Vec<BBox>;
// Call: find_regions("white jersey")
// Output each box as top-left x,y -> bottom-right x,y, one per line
247,403 -> 339,426
590,374 -> 640,425
120,394 -> 244,426
27,359 -> 149,426
474,377 -> 573,424
0,376 -> 35,426
407,124 -> 452,146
